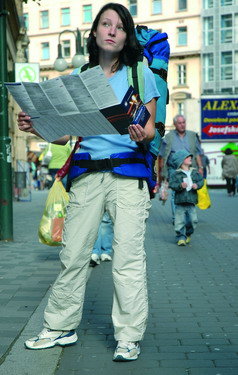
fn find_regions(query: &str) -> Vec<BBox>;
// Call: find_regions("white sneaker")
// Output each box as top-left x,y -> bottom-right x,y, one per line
24,328 -> 78,350
113,341 -> 140,361
90,254 -> 100,266
100,254 -> 112,262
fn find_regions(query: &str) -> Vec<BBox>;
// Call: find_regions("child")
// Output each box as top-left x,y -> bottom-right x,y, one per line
169,150 -> 204,246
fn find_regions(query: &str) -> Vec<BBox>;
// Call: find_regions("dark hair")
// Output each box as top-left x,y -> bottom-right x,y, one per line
225,148 -> 233,155
87,3 -> 141,71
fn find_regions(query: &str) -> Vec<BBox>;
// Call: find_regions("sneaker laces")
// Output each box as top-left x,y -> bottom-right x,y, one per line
117,341 -> 138,350
38,328 -> 63,339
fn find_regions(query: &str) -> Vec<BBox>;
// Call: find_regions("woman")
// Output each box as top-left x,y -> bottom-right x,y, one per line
221,148 -> 238,196
17,3 -> 159,361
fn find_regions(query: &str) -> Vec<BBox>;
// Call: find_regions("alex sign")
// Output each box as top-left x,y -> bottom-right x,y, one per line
201,98 -> 238,140
15,63 -> 40,83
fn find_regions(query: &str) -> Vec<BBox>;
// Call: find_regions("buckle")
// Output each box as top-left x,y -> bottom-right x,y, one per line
103,158 -> 113,169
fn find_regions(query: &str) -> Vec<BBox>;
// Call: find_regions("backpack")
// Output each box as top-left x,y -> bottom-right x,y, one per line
134,25 -> 170,136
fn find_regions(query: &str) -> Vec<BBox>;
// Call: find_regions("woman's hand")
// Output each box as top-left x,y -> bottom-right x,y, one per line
17,112 -> 70,144
128,124 -> 147,143
17,112 -> 35,133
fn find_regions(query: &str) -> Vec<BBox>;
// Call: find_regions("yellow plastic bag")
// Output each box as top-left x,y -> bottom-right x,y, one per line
197,179 -> 211,210
38,180 -> 69,246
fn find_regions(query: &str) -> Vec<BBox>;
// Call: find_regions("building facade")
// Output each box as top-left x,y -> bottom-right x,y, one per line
4,1 -> 29,175
22,0 -> 202,140
202,0 -> 238,95
20,0 -> 238,185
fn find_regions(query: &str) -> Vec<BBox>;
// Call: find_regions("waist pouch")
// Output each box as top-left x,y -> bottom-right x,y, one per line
69,151 -> 149,179
69,151 -> 157,198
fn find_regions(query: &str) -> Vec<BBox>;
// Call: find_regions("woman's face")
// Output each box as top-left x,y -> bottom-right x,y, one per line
94,9 -> 127,56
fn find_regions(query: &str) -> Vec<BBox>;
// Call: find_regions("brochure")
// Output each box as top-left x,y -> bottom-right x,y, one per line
5,65 -> 150,142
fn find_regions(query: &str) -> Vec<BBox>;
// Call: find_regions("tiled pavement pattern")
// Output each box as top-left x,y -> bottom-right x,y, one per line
0,188 -> 237,375
0,191 -> 61,367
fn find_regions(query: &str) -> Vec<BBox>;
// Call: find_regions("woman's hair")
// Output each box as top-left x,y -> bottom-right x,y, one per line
87,3 -> 141,70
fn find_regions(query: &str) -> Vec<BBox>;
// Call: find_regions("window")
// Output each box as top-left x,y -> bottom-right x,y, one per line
221,51 -> 233,80
203,89 -> 214,94
178,64 -> 186,85
23,13 -> 29,30
40,10 -> 49,29
221,14 -> 233,43
178,0 -> 187,10
83,5 -> 92,23
236,14 -> 238,43
203,0 -> 214,8
235,51 -> 238,80
204,17 -> 214,46
221,88 -> 233,94
177,26 -> 187,45
178,102 -> 185,115
203,53 -> 214,82
83,36 -> 89,55
152,0 -> 162,14
61,8 -> 70,26
129,0 -> 137,17
40,76 -> 49,82
41,42 -> 49,60
62,40 -> 71,57
221,0 -> 233,5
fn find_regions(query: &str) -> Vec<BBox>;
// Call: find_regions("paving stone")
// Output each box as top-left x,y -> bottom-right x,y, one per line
190,369 -> 238,375
0,189 -> 238,374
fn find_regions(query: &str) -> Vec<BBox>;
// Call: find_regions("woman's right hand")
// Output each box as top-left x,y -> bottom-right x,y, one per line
17,112 -> 34,133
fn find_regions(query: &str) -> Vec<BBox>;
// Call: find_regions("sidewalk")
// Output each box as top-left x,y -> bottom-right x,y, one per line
0,188 -> 238,374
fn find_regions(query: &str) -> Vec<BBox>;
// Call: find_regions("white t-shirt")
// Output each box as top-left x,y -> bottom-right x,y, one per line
182,170 -> 193,191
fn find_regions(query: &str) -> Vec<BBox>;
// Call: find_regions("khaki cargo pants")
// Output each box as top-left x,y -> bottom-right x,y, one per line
44,172 -> 151,342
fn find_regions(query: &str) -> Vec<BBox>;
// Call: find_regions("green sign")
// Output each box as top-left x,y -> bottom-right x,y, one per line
15,63 -> 40,82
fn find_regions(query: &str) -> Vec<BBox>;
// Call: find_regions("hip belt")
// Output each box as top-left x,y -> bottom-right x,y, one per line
69,151 -> 151,180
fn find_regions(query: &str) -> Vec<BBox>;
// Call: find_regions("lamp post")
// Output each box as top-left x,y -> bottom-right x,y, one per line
54,28 -> 86,72
0,0 -> 13,241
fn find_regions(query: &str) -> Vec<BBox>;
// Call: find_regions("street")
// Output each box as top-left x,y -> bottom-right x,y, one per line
0,188 -> 237,375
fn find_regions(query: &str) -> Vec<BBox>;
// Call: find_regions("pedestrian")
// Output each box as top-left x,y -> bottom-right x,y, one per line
41,142 -> 72,188
90,212 -> 113,266
221,148 -> 238,196
169,150 -> 204,246
17,2 -> 159,362
38,162 -> 48,190
201,148 -> 210,179
158,114 -> 203,224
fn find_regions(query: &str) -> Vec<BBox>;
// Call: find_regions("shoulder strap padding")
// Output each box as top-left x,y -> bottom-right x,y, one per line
127,62 -> 144,102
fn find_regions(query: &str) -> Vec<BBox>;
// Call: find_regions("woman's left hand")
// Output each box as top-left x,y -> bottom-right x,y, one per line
128,124 -> 147,143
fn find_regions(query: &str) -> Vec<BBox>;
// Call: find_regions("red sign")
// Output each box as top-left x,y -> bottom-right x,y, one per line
203,123 -> 238,137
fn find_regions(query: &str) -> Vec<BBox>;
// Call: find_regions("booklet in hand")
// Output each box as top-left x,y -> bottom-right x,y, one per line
101,86 -> 150,135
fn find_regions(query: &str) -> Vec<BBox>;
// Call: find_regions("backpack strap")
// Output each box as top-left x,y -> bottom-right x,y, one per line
127,62 -> 144,102
74,63 -> 90,75
150,67 -> 168,82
